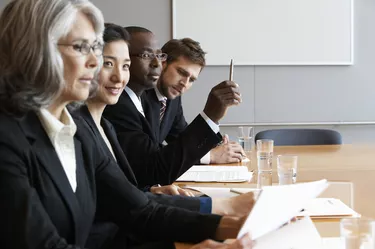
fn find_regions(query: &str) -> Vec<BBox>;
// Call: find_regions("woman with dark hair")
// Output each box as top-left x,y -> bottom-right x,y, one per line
0,1 -> 253,249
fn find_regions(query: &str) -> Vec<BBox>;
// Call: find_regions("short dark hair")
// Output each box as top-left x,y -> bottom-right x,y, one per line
104,23 -> 130,44
124,26 -> 152,35
161,38 -> 206,68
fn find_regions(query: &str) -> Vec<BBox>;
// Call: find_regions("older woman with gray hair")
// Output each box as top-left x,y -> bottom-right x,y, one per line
0,1 -> 253,249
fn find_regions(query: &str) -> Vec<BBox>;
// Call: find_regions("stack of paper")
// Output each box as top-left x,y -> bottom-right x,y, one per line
254,217 -> 321,249
298,198 -> 359,218
237,179 -> 328,240
176,166 -> 253,182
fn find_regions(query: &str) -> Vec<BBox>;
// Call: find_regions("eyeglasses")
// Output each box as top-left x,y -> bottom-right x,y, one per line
58,42 -> 104,56
131,52 -> 168,61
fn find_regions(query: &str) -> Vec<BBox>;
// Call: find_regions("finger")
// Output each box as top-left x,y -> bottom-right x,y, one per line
213,80 -> 239,90
151,187 -> 162,194
191,239 -> 224,249
214,86 -> 241,96
230,151 -> 243,162
233,233 -> 254,248
242,192 -> 255,202
218,93 -> 242,105
201,240 -> 225,248
178,188 -> 194,197
223,134 -> 229,144
229,143 -> 245,153
226,155 -> 241,163
169,185 -> 181,195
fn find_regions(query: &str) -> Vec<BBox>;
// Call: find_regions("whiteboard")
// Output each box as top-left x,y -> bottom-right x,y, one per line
172,0 -> 353,66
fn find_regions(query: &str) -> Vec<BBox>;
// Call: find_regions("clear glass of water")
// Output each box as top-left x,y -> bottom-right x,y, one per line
340,217 -> 375,249
277,155 -> 298,185
256,139 -> 274,188
238,126 -> 254,158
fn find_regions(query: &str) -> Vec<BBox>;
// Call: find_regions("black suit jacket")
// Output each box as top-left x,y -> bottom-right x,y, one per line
0,111 -> 221,249
143,89 -> 188,144
103,90 -> 222,187
76,105 -> 201,211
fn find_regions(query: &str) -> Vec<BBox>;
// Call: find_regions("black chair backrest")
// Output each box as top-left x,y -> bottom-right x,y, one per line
255,129 -> 342,146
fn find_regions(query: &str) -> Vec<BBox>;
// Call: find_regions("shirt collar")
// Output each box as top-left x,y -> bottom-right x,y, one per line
38,107 -> 77,138
125,86 -> 145,116
154,86 -> 167,102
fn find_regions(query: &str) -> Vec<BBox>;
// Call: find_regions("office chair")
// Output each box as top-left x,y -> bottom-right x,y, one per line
255,129 -> 342,146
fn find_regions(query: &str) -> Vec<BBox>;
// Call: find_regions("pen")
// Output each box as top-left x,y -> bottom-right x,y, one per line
230,188 -> 245,195
229,59 -> 234,81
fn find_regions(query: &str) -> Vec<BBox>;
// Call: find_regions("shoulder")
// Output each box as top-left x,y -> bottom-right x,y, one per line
0,112 -> 30,138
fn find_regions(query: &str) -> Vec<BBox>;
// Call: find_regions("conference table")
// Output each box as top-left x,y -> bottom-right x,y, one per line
175,144 -> 375,249
177,144 -> 375,219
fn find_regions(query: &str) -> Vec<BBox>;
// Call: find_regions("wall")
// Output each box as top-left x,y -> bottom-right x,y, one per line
1,0 -> 375,143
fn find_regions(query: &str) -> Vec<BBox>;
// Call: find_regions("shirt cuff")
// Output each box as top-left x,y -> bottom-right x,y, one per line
200,151 -> 211,164
200,112 -> 220,134
199,197 -> 212,214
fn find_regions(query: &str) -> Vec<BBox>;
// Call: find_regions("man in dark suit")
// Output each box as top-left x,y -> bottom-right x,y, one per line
104,27 -> 244,187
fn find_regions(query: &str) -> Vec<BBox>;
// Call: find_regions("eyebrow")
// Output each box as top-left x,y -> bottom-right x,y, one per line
177,67 -> 197,81
103,55 -> 131,63
139,47 -> 162,53
72,38 -> 99,44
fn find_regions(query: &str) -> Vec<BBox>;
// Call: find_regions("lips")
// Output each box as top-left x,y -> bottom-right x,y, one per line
148,72 -> 160,80
79,76 -> 94,85
105,87 -> 122,95
172,86 -> 182,95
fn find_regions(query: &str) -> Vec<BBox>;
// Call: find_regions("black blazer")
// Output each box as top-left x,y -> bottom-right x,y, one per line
143,89 -> 188,144
0,111 -> 221,249
76,105 -> 201,211
103,90 -> 222,187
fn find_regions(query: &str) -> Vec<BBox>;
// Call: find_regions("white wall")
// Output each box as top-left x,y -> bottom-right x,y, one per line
1,0 -> 375,144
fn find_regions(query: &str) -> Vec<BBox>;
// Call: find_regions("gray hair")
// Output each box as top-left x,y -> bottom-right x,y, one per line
0,0 -> 104,115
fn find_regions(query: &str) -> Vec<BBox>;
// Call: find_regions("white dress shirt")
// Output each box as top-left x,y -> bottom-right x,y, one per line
38,108 -> 77,192
153,87 -> 219,164
125,86 -> 145,117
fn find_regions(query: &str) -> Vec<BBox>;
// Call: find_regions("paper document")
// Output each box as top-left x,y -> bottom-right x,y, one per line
237,179 -> 328,240
299,198 -> 358,218
254,217 -> 321,249
176,166 -> 253,182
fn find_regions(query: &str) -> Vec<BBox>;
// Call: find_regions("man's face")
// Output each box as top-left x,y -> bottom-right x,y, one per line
159,56 -> 202,99
128,32 -> 163,89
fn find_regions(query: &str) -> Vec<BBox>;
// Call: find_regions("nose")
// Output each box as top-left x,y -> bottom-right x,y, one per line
179,76 -> 190,87
150,56 -> 161,69
111,66 -> 125,83
86,50 -> 99,69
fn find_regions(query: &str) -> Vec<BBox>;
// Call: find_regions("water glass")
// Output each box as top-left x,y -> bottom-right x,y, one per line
237,126 -> 254,157
340,217 -> 375,249
277,155 -> 298,185
256,139 -> 274,187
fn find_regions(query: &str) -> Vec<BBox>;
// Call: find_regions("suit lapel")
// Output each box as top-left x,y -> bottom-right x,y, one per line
73,136 -> 95,241
159,99 -> 173,141
143,90 -> 162,142
78,105 -> 138,186
18,112 -> 81,240
101,119 -> 138,186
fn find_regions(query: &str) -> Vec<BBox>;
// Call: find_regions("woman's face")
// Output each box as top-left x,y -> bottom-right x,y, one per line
58,11 -> 100,103
95,40 -> 131,105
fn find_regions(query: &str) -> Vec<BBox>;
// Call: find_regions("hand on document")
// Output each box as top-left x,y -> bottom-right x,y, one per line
150,184 -> 195,197
191,233 -> 254,249
213,192 -> 255,217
